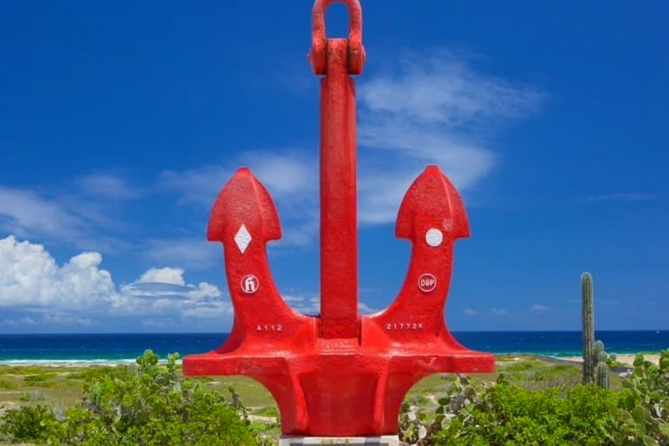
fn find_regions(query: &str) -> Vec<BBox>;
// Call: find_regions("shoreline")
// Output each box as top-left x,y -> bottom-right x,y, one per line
499,353 -> 662,368
0,351 -> 664,368
0,359 -> 183,367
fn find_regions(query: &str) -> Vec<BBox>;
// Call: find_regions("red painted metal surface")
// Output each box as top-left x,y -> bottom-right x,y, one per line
183,0 -> 495,437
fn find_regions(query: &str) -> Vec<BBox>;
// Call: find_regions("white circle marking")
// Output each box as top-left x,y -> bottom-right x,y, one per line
425,228 -> 443,247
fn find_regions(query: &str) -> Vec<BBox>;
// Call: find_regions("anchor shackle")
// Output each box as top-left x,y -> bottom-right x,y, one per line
309,0 -> 366,75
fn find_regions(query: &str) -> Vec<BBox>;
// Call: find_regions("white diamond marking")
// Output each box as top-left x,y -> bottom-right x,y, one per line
234,224 -> 252,254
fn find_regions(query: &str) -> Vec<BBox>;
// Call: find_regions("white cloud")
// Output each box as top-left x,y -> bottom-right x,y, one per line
160,49 -> 543,247
161,151 -> 317,209
138,267 -> 187,286
2,314 -> 101,328
0,236 -> 226,328
160,152 -> 319,248
585,193 -> 656,202
144,238 -> 221,271
0,236 -> 116,309
0,180 -> 136,254
358,302 -> 379,315
354,49 -> 543,221
0,188 -> 86,241
492,307 -> 508,316
463,308 -> 477,316
0,47 -> 544,268
529,304 -> 549,312
360,49 -> 541,124
75,173 -> 139,201
281,293 -> 378,316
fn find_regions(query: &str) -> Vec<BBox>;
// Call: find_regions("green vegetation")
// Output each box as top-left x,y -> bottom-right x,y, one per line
0,381 -> 15,391
399,349 -> 669,446
0,351 -> 258,445
0,350 -> 666,445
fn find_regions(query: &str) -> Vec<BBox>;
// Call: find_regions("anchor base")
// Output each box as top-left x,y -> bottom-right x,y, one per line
280,435 -> 400,446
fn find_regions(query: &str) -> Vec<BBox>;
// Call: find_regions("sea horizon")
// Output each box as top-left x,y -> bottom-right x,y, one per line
0,330 -> 666,366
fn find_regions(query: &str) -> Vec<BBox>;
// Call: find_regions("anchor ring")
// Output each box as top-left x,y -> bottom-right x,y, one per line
309,0 -> 366,75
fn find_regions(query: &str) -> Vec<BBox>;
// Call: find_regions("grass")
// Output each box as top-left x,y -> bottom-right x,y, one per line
0,380 -> 17,390
0,355 -> 614,434
0,356 -> 627,446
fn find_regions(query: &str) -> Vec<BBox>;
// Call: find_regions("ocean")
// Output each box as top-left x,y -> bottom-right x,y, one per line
0,331 -> 666,366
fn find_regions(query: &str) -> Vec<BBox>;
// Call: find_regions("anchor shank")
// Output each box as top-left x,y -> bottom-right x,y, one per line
319,40 -> 359,339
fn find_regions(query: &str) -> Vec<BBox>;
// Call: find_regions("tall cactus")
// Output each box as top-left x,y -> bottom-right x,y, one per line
595,351 -> 611,389
582,272 -> 595,384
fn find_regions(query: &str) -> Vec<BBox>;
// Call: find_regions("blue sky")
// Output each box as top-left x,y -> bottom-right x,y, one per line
0,1 -> 667,333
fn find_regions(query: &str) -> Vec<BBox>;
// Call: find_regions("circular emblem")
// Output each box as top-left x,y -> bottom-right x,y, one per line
418,273 -> 437,293
425,228 -> 444,247
240,275 -> 259,295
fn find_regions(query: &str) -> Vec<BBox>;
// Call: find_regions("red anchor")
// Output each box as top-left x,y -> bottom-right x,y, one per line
183,0 -> 495,437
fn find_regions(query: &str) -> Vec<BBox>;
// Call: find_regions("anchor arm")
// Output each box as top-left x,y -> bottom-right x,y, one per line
371,166 -> 470,342
208,168 -> 312,353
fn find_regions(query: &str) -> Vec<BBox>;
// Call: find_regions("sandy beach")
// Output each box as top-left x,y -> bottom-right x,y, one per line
558,354 -> 661,366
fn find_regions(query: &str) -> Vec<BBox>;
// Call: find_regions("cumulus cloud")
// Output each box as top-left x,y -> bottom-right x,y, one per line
0,236 -> 226,328
138,267 -> 188,286
0,236 -> 116,309
492,307 -> 508,316
463,308 -> 477,316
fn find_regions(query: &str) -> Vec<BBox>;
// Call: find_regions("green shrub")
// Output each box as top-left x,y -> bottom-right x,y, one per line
399,351 -> 669,446
0,379 -> 16,390
24,374 -> 56,388
505,360 -> 542,372
2,350 -> 258,446
24,373 -> 53,383
18,390 -> 47,402
0,404 -> 59,444
523,364 -> 582,392
65,365 -> 128,382
434,383 -> 621,446
611,350 -> 669,445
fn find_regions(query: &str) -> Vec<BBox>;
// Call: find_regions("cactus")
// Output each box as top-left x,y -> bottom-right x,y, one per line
595,351 -> 611,389
594,340 -> 604,360
582,272 -> 595,384
598,350 -> 607,363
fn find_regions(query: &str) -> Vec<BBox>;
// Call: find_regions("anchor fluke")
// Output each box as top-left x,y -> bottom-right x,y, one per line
396,165 -> 471,243
207,167 -> 282,245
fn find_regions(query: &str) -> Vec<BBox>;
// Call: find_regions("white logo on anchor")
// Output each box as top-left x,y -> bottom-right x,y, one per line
240,275 -> 259,295
418,273 -> 437,293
